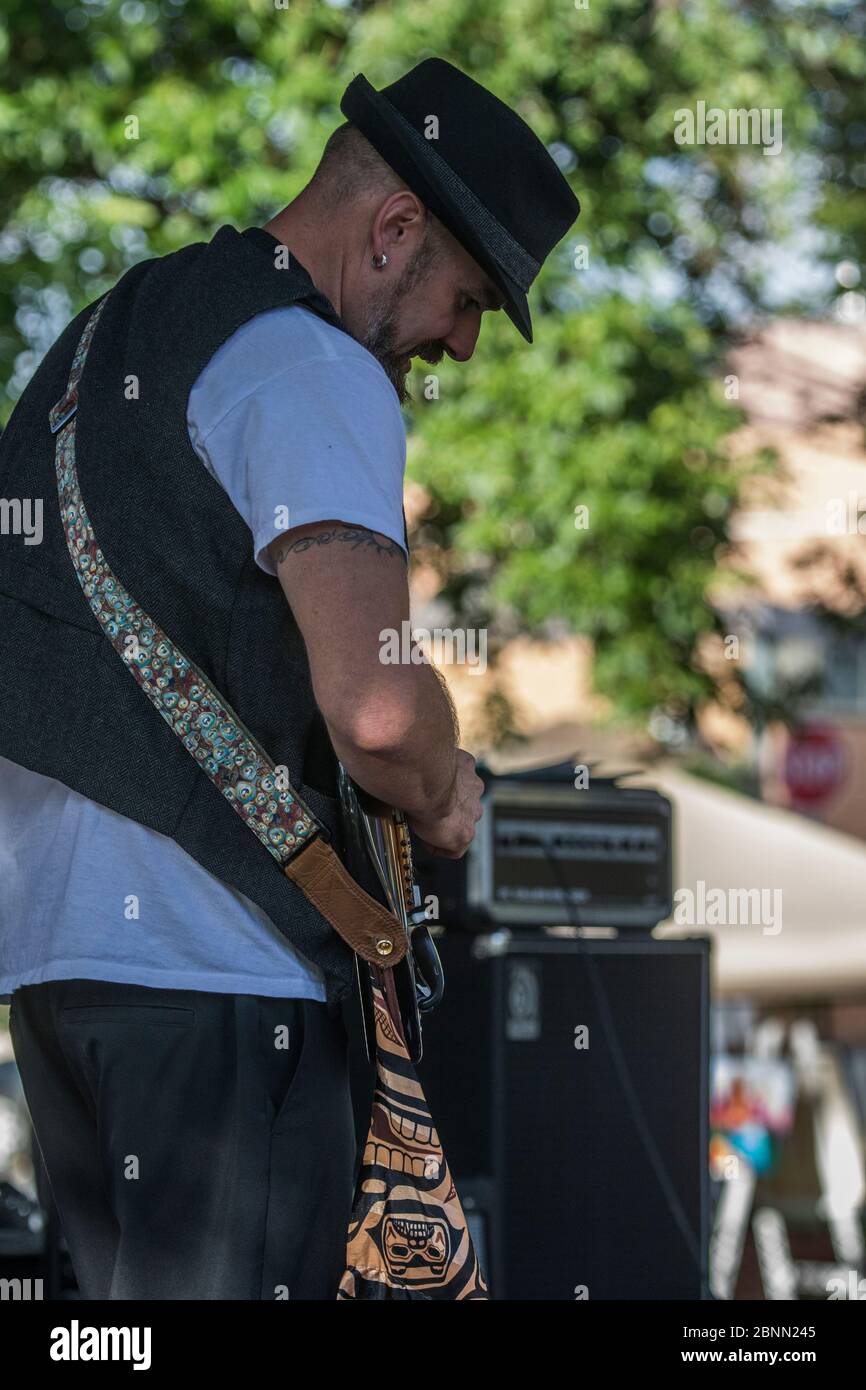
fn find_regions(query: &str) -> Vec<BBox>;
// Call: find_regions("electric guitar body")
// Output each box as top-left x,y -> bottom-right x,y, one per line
336,764 -> 444,1065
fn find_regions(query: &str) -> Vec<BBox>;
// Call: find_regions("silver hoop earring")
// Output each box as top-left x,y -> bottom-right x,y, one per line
372,252 -> 388,269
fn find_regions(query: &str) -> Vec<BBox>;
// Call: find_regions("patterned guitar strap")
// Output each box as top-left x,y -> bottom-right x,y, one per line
51,294 -> 488,1301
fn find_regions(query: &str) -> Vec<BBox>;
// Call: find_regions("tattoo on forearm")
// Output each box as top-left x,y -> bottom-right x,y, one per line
272,527 -> 406,566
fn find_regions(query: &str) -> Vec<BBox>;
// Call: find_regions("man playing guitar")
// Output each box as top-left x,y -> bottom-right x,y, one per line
0,59 -> 579,1299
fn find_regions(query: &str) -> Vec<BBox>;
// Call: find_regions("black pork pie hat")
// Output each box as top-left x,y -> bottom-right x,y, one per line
340,58 -> 581,344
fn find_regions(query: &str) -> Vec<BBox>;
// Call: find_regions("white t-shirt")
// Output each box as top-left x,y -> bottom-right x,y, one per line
0,303 -> 407,1001
187,304 -> 408,572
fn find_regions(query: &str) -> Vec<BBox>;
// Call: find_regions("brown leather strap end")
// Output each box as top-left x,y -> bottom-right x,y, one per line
283,835 -> 407,967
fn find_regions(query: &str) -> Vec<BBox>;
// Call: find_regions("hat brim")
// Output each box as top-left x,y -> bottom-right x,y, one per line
341,74 -> 534,344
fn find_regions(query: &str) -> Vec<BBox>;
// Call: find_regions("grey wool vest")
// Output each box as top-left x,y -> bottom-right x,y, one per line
0,224 -> 397,1005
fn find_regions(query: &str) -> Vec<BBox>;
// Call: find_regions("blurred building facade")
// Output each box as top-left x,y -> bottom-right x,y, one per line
727,318 -> 866,845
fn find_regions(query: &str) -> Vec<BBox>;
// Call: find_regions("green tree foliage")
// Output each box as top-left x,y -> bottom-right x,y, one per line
1,0 -> 863,736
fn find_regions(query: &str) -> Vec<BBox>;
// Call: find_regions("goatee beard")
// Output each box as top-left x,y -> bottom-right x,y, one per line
358,292 -> 412,403
356,305 -> 443,405
351,245 -> 444,404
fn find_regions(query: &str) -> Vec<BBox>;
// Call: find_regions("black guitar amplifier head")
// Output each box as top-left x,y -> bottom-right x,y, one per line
412,760 -> 673,933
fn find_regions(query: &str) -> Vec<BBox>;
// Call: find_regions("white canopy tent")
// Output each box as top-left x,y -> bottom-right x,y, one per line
631,766 -> 866,999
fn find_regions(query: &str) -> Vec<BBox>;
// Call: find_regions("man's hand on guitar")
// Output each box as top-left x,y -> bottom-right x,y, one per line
405,749 -> 485,859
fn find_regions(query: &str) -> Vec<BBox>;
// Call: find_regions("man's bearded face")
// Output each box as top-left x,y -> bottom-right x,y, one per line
355,237 -> 445,404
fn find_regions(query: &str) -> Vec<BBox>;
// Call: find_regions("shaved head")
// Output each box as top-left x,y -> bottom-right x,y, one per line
308,122 -> 408,205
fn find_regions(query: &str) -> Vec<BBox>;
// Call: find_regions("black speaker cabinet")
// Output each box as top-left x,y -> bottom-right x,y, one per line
416,932 -> 711,1300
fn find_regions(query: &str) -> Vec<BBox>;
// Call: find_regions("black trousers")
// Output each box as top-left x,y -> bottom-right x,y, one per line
9,978 -> 356,1300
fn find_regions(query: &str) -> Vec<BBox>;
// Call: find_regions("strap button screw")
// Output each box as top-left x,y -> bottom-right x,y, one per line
375,938 -> 394,957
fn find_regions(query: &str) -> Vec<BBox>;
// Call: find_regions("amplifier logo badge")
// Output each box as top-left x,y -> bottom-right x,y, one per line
505,962 -> 541,1041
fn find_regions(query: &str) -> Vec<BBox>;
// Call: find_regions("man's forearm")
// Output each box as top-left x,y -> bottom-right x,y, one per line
324,663 -> 459,818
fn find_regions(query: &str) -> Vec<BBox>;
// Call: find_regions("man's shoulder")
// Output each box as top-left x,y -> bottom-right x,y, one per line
188,302 -> 397,429
217,302 -> 387,381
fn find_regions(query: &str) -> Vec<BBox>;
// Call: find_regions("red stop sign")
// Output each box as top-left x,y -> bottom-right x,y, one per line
784,724 -> 847,804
